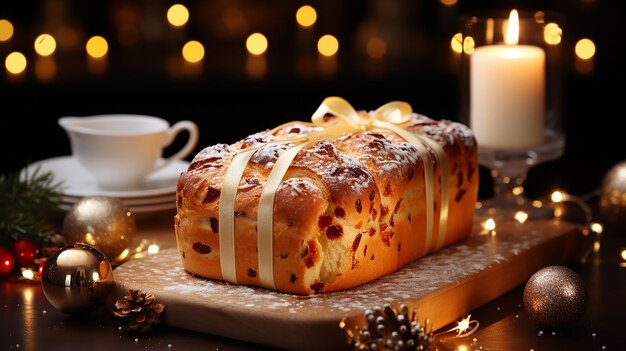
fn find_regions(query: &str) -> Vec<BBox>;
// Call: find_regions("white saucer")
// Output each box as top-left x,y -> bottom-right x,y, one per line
59,201 -> 176,214
62,193 -> 175,206
24,156 -> 188,198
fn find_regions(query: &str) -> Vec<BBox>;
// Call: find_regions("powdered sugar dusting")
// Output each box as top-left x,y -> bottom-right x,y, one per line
343,133 -> 420,181
191,144 -> 233,163
249,143 -> 293,169
280,178 -> 319,196
445,121 -> 476,148
292,141 -> 374,195
114,220 -> 575,319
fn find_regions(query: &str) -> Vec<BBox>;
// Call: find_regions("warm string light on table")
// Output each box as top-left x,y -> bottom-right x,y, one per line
477,188 -> 604,264
435,314 -> 479,338
340,303 -> 479,349
17,238 -> 163,283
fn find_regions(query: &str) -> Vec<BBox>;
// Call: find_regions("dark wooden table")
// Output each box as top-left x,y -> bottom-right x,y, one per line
2,209 -> 625,351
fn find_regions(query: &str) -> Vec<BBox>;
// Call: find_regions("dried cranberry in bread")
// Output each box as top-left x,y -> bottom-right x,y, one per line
175,112 -> 478,294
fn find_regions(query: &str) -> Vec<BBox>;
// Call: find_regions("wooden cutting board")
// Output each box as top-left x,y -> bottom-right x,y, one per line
111,220 -> 580,351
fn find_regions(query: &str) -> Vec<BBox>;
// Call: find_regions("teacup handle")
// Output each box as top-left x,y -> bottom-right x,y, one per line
154,120 -> 199,172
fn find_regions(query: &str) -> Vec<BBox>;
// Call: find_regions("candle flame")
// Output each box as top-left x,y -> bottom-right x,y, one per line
505,9 -> 519,45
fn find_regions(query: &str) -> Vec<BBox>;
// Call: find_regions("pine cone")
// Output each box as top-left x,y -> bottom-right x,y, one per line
113,289 -> 165,332
341,304 -> 434,351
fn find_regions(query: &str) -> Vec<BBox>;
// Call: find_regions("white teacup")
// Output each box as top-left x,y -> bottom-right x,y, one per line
58,114 -> 199,190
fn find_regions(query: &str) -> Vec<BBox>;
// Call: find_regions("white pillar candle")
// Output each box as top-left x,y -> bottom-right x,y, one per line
470,10 -> 545,149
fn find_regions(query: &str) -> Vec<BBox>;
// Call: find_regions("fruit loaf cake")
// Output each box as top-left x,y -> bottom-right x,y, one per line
175,99 -> 478,294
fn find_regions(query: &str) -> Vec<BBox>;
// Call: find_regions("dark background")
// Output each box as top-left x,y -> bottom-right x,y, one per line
1,0 -> 623,200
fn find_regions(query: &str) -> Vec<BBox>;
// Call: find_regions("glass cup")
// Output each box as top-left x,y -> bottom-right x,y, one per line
458,9 -> 566,221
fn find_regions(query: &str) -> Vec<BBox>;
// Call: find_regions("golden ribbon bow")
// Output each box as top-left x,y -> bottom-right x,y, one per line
218,97 -> 449,289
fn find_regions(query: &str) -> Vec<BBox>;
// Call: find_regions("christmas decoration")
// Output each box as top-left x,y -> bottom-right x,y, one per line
523,265 -> 587,328
21,267 -> 36,280
340,304 -> 434,351
11,238 -> 39,266
41,243 -> 113,315
62,196 -> 136,260
0,165 -> 63,248
599,160 -> 626,223
437,314 -> 479,338
0,246 -> 15,276
113,289 -> 165,332
37,259 -> 46,278
113,239 -> 162,264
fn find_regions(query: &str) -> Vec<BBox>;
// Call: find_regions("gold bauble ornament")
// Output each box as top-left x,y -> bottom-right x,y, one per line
41,243 -> 114,315
600,161 -> 626,221
523,266 -> 586,328
62,196 -> 135,260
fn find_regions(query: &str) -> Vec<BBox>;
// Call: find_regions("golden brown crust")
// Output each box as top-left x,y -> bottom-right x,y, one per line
175,112 -> 478,294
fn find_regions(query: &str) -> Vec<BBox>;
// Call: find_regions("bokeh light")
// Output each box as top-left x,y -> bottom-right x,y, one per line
5,52 -> 27,74
246,33 -> 268,55
167,4 -> 189,27
318,34 -> 339,57
440,0 -> 458,5
575,38 -> 595,60
86,36 -> 108,58
182,40 -> 204,63
543,23 -> 562,45
463,36 -> 475,54
551,191 -> 564,203
296,5 -> 317,27
484,218 -> 496,231
34,34 -> 57,56
451,33 -> 463,53
0,19 -> 13,41
514,211 -> 529,224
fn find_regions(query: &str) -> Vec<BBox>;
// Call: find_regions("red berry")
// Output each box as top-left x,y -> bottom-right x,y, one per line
0,247 -> 15,277
12,239 -> 39,267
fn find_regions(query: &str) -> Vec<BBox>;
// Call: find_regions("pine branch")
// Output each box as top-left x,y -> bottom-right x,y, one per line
0,164 -> 64,248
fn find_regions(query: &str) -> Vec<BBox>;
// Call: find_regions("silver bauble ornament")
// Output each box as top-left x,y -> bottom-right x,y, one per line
62,196 -> 135,259
600,160 -> 626,223
523,265 -> 587,328
41,243 -> 114,315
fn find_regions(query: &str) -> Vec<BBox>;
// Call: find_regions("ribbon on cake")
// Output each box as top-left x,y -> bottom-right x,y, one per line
219,97 -> 449,289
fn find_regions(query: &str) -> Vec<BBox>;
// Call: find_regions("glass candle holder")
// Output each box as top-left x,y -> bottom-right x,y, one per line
459,9 -> 566,221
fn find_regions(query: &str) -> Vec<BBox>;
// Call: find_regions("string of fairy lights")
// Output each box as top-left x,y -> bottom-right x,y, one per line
0,3 -> 341,79
477,189 -> 605,260
17,238 -> 162,283
0,2 -> 597,80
